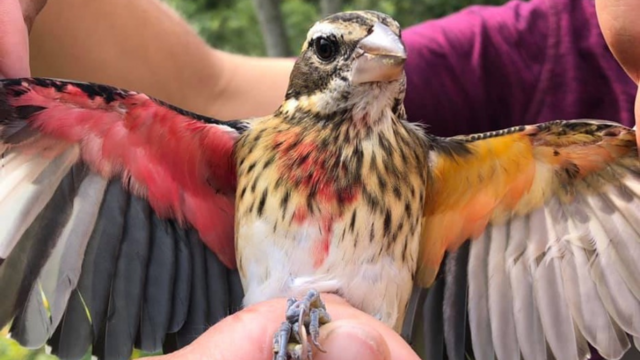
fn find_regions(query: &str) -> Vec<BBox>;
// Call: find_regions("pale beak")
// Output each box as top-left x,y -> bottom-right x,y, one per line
352,22 -> 407,85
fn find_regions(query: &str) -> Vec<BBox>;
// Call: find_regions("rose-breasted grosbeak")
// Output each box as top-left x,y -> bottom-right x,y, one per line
0,10 -> 639,360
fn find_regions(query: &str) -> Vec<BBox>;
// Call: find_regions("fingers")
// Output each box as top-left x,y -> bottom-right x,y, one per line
316,295 -> 420,360
0,0 -> 30,78
595,0 -> 640,83
153,294 -> 420,360
314,320 -> 391,360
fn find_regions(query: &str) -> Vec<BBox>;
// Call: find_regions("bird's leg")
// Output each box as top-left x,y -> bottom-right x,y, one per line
274,321 -> 293,360
272,289 -> 332,360
308,307 -> 330,349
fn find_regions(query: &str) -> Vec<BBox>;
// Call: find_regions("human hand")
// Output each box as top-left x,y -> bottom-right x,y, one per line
0,0 -> 47,78
596,0 -> 640,145
149,294 -> 420,360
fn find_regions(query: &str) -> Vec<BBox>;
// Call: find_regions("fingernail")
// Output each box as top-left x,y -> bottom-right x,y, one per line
316,323 -> 389,360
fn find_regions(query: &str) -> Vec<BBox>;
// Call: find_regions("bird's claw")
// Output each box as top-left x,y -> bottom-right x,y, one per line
273,289 -> 331,360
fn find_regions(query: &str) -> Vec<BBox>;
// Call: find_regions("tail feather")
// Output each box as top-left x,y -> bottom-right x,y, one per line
228,269 -> 244,317
401,286 -> 426,343
421,274 -> 444,360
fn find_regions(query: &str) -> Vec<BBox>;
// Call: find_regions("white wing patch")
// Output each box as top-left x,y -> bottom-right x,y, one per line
0,147 -> 80,259
469,174 -> 640,360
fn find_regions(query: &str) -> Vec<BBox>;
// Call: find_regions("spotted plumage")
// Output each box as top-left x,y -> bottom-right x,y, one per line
0,9 -> 640,360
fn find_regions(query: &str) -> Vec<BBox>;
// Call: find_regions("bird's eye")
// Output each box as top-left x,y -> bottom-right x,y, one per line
313,37 -> 338,62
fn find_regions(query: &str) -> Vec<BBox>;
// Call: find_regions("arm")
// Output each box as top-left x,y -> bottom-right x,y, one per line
0,0 -> 46,78
29,0 -> 293,120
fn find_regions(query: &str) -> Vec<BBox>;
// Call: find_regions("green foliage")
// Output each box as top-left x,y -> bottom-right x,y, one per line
0,327 -> 56,360
164,0 -> 509,56
0,327 -> 155,359
345,0 -> 509,28
165,0 -> 265,55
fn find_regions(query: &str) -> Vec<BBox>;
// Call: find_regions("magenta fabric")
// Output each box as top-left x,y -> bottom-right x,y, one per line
401,0 -> 636,136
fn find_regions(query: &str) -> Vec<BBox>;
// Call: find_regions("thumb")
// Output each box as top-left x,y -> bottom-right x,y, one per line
315,321 -> 390,360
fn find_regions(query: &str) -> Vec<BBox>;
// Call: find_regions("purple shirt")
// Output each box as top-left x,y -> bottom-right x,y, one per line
401,0 -> 636,136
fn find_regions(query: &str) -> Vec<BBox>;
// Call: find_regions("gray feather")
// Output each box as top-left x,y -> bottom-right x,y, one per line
44,173 -> 108,334
0,147 -> 79,260
443,242 -> 469,360
10,284 -> 48,349
137,215 -> 176,353
102,194 -> 151,360
6,161 -> 88,347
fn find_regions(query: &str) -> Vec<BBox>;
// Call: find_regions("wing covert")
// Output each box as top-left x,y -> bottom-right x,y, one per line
0,78 -> 247,359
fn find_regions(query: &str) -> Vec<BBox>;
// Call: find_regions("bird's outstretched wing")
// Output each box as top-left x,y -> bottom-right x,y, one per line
416,120 -> 640,360
0,78 -> 247,359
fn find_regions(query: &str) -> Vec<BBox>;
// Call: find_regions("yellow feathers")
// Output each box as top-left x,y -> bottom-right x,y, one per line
417,133 -> 537,286
416,120 -> 638,287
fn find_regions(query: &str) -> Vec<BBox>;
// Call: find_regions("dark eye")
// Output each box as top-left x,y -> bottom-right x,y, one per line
313,37 -> 338,61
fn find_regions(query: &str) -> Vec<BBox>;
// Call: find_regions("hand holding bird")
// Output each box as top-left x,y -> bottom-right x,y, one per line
148,295 -> 418,360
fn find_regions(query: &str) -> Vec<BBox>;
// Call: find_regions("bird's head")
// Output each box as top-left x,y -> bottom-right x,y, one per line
280,11 -> 407,126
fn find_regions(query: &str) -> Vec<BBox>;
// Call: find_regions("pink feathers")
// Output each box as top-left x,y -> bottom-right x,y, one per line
4,79 -> 243,268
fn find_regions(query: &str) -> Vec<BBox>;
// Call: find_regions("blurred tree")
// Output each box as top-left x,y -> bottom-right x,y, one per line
165,0 -> 509,56
320,0 -> 343,17
252,0 -> 292,56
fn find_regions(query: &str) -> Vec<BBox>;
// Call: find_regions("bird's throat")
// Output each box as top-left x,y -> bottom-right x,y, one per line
273,129 -> 362,211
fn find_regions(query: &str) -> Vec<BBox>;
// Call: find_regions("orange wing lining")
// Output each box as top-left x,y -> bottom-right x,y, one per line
417,133 -> 536,286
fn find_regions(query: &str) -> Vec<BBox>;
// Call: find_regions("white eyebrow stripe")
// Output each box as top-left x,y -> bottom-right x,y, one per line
308,22 -> 339,39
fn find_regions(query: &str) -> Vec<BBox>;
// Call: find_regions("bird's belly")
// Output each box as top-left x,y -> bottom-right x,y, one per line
236,210 -> 419,330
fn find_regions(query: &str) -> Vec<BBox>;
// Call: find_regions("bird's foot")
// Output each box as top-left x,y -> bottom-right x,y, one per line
273,289 -> 331,360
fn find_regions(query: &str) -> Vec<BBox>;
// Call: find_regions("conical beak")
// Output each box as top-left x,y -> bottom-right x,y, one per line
353,22 -> 407,85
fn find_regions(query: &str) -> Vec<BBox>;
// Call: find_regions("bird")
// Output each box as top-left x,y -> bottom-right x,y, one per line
1,9 -> 640,360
